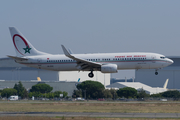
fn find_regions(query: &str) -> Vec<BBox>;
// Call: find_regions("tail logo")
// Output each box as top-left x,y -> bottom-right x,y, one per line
13,34 -> 31,55
23,46 -> 31,54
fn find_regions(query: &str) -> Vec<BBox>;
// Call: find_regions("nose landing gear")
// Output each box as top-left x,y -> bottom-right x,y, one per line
88,71 -> 94,78
155,71 -> 158,75
155,70 -> 158,75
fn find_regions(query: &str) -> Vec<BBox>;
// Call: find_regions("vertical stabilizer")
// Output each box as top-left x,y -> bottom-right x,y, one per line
78,78 -> 80,82
37,77 -> 41,81
9,27 -> 48,57
163,79 -> 169,89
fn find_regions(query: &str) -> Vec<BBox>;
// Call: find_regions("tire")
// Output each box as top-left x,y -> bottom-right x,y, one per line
155,72 -> 158,75
88,72 -> 94,78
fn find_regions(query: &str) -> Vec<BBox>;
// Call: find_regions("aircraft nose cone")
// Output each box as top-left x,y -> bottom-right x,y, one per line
168,59 -> 174,65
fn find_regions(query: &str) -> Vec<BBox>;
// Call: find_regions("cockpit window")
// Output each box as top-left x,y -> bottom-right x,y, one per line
160,56 -> 165,59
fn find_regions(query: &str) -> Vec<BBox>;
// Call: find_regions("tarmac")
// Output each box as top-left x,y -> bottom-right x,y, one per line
0,112 -> 180,118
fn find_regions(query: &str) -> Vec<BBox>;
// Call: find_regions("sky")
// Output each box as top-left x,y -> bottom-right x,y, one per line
0,0 -> 180,79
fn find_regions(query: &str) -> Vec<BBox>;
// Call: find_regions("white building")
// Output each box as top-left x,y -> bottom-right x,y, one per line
0,58 -> 110,86
106,79 -> 169,95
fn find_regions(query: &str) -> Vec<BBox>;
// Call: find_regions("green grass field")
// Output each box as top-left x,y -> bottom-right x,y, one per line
0,101 -> 180,113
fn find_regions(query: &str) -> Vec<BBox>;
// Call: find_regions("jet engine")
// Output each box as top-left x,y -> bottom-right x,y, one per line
101,64 -> 118,73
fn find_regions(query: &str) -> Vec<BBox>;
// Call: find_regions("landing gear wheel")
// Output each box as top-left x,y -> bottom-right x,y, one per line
88,72 -> 94,78
155,71 -> 158,75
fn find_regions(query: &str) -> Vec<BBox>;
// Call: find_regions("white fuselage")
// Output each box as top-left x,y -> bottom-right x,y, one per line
18,52 -> 173,72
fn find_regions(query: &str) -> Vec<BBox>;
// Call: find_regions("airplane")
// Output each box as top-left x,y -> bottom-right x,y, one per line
8,27 -> 174,78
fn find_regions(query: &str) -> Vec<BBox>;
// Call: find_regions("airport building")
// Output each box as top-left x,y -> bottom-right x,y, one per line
106,80 -> 168,95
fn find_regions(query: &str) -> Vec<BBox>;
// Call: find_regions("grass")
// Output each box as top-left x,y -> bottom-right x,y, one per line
0,116 -> 179,120
0,102 -> 180,113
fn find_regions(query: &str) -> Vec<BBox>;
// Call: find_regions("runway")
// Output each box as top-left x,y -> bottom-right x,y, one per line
0,112 -> 180,118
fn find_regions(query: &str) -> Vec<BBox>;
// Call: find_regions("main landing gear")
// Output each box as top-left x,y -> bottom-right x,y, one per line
88,71 -> 94,78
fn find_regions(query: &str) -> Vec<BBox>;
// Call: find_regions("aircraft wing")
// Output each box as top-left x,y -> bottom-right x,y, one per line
61,45 -> 102,70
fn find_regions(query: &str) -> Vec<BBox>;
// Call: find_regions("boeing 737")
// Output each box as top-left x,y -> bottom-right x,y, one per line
8,27 -> 173,78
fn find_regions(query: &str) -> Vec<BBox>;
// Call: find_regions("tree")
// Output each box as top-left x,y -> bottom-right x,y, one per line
28,92 -> 42,98
109,89 -> 118,100
137,88 -> 150,98
0,90 -> 2,96
72,90 -> 82,98
14,81 -> 28,99
43,92 -> 54,98
103,89 -> 112,98
77,80 -> 105,99
63,91 -> 68,98
1,88 -> 17,98
54,91 -> 63,98
161,90 -> 180,100
150,93 -> 162,98
30,83 -> 53,93
54,91 -> 68,98
117,87 -> 137,99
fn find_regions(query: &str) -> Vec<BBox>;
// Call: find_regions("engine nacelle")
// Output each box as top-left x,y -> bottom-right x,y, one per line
101,64 -> 118,73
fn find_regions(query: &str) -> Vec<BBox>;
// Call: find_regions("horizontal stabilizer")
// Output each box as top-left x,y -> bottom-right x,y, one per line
163,79 -> 169,89
7,55 -> 28,61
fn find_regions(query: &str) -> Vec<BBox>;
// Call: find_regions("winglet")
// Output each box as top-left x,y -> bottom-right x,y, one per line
68,48 -> 73,54
163,79 -> 169,89
61,45 -> 72,57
